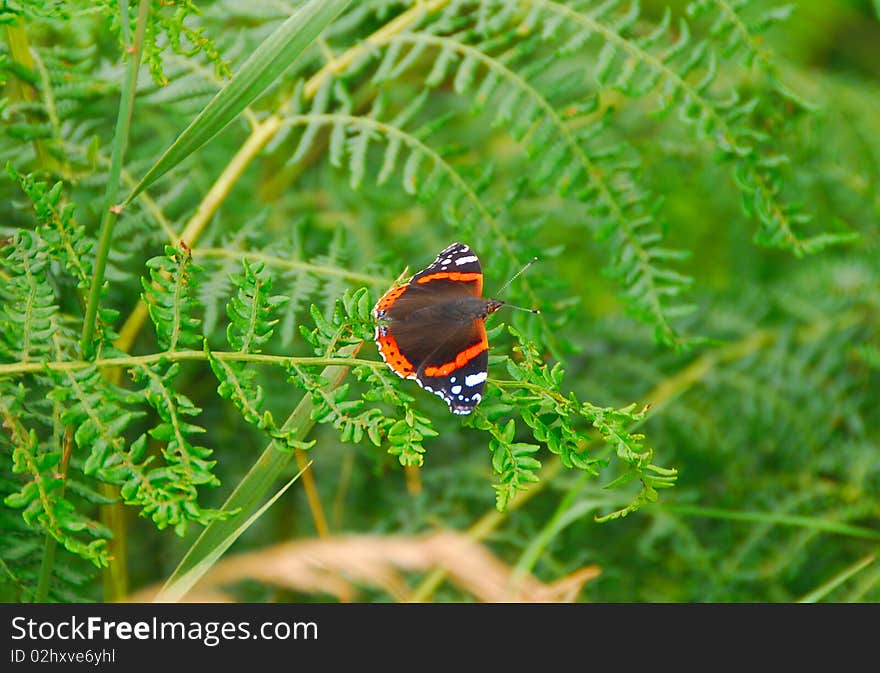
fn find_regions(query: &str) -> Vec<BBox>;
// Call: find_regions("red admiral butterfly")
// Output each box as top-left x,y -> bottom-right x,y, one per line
373,242 -> 537,415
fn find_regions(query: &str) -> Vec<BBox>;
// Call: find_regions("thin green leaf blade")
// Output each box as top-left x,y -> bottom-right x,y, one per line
125,0 -> 352,203
154,463 -> 311,603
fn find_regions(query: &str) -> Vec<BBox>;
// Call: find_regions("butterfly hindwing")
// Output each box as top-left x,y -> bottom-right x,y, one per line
374,322 -> 416,379
415,321 -> 489,415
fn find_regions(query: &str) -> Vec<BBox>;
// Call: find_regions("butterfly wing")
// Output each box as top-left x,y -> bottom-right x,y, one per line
410,242 -> 483,294
414,320 -> 488,415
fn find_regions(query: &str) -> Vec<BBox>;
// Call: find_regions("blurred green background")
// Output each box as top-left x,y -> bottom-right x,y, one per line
1,0 -> 879,602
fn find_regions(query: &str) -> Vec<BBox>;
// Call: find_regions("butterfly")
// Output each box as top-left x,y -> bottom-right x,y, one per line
372,242 -> 537,415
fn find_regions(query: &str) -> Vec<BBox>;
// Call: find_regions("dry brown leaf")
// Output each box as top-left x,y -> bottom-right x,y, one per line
128,531 -> 600,603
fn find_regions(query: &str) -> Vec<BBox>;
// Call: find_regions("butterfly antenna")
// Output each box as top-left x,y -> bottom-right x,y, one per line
503,303 -> 541,315
495,256 -> 538,297
493,256 -> 541,314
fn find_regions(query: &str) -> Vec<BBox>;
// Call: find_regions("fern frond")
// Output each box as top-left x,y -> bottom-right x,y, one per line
0,382 -> 109,566
42,357 -> 222,538
283,110 -> 489,228
8,165 -> 93,290
291,287 -> 441,464
484,417 -> 542,511
142,243 -> 203,351
225,259 -> 288,353
288,362 -> 384,445
95,0 -> 231,86
0,2 -> 69,21
377,399 -> 438,467
499,0 -> 853,255
686,0 -> 810,107
206,347 -> 316,453
46,365 -> 143,478
291,290 -> 384,446
356,356 -> 439,467
207,258 -> 313,450
7,167 -> 123,355
0,230 -> 60,363
129,361 -> 224,534
472,325 -> 677,512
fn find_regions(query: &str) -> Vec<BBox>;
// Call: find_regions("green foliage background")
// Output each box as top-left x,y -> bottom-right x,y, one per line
1,0 -> 878,603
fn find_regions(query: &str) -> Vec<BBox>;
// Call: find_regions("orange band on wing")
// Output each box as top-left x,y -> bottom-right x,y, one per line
377,332 -> 416,378
374,285 -> 407,315
416,272 -> 482,284
424,340 -> 487,377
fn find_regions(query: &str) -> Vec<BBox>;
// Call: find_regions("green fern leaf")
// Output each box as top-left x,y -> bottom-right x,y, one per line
142,243 -> 203,351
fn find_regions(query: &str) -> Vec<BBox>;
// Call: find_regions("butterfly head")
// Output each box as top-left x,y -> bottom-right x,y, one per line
485,298 -> 504,317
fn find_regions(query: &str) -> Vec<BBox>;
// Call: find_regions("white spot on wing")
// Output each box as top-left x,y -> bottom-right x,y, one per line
455,255 -> 478,266
451,385 -> 462,394
464,371 -> 488,387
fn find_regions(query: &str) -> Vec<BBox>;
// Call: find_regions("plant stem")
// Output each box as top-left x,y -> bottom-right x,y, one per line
303,0 -> 451,99
0,350 -> 382,377
79,0 -> 149,602
33,426 -> 74,602
34,538 -> 57,603
294,448 -> 329,537
661,505 -> 880,541
4,22 -> 52,170
100,489 -> 128,602
80,0 -> 149,358
194,247 -> 391,286
799,554 -> 877,604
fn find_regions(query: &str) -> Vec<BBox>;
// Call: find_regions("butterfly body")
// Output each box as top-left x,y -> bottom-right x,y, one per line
401,296 -> 503,326
373,242 -> 500,415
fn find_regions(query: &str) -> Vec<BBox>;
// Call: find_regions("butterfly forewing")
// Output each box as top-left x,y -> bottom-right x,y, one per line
410,242 -> 483,293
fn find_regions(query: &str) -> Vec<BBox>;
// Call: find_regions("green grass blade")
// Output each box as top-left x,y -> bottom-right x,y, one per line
162,344 -> 360,589
661,504 -> 880,541
841,561 -> 880,602
124,0 -> 352,203
798,554 -> 876,604
154,462 -> 311,603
